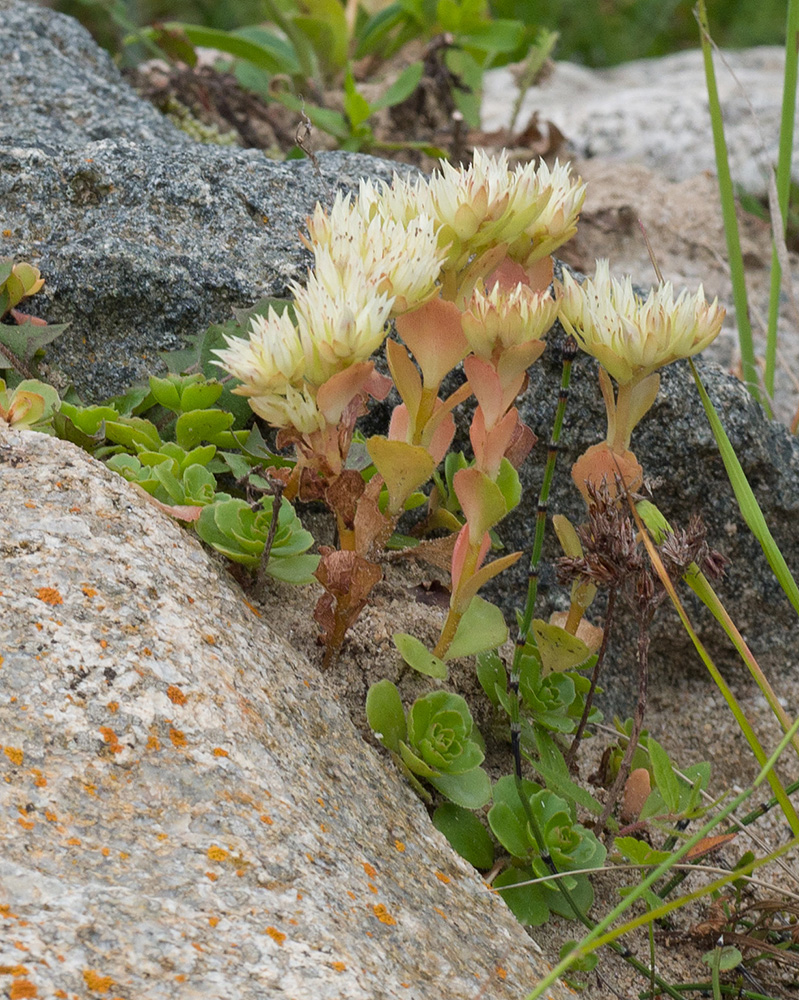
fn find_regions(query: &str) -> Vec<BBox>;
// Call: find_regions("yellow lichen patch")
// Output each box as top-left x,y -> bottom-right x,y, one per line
36,588 -> 62,606
205,872 -> 218,882
146,733 -> 160,751
264,927 -> 286,945
168,728 -> 187,749
81,585 -> 98,598
202,634 -> 216,645
433,906 -> 447,919
3,747 -> 23,766
208,916 -> 219,928
31,769 -> 46,788
371,904 -> 396,926
66,838 -> 81,846
82,969 -> 113,994
394,840 -> 405,852
16,817 -> 34,831
107,702 -> 119,714
212,748 -> 228,757
331,961 -> 346,973
362,861 -> 377,879
10,980 -> 38,999
367,883 -> 377,895
207,846 -> 229,862
434,872 -> 451,884
166,685 -> 186,706
495,966 -> 507,980
259,814 -> 273,825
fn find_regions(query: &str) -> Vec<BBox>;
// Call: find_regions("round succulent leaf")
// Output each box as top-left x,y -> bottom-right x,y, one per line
148,375 -> 182,413
494,866 -> 551,926
195,504 -> 258,566
365,679 -> 407,753
487,801 -> 531,859
398,739 -> 440,779
264,553 -> 320,585
180,379 -> 224,411
175,408 -> 235,450
393,632 -> 448,679
432,804 -> 495,870
476,649 -> 505,707
104,417 -> 162,452
531,619 -> 592,676
445,595 -> 508,659
428,768 -> 491,809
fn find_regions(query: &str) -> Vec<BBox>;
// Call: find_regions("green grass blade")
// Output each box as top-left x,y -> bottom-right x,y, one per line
765,0 -> 799,397
696,0 -> 762,407
690,359 -> 799,615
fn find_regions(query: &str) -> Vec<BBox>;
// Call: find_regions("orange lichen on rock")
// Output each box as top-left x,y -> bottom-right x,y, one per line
36,588 -> 62,606
98,727 -> 122,753
166,685 -> 187,705
331,962 -> 346,973
434,872 -> 451,884
264,927 -> 286,945
371,904 -> 396,926
259,814 -> 273,825
168,728 -> 187,748
496,967 -> 508,980
82,969 -> 113,994
394,840 -> 405,852
362,861 -> 377,878
9,980 -> 38,999
3,747 -> 24,766
81,585 -> 98,598
207,846 -> 229,862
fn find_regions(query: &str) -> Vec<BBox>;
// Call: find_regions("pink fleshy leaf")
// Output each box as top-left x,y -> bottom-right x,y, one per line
395,297 -> 468,389
464,354 -> 504,428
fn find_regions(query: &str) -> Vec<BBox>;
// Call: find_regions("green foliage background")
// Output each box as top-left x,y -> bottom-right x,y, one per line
41,0 -> 789,68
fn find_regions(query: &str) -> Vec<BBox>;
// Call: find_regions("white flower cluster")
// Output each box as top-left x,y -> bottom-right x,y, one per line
215,152 -> 585,433
559,260 -> 725,385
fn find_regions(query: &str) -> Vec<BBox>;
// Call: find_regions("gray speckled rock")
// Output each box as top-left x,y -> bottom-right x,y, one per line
483,48 -> 793,197
0,424 -> 570,1000
0,0 -> 416,401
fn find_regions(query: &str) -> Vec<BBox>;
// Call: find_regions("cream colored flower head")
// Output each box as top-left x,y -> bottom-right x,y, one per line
424,150 -> 554,266
558,260 -> 725,384
248,382 -> 326,435
306,190 -> 445,315
508,159 -> 586,266
293,262 -> 393,385
214,306 -> 305,396
462,281 -> 561,359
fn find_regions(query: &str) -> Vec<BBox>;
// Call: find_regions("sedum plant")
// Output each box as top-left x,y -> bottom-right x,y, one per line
366,679 -> 491,808
488,775 -> 607,926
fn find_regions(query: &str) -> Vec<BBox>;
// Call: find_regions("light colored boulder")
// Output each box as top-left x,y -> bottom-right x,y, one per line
0,426 -> 569,1000
483,47 -> 793,195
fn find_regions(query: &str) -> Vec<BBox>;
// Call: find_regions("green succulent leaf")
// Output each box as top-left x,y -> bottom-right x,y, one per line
366,680 -> 408,753
476,648 -> 506,707
393,632 -> 448,679
445,595 -> 507,660
428,768 -> 492,809
432,803 -> 494,870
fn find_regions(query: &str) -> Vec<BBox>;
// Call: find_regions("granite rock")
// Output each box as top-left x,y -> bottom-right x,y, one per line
483,47 -> 794,197
0,424 -> 570,1000
0,0 -> 417,401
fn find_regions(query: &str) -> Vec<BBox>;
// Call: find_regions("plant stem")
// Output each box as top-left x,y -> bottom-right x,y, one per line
595,611 -> 651,835
565,586 -> 617,767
